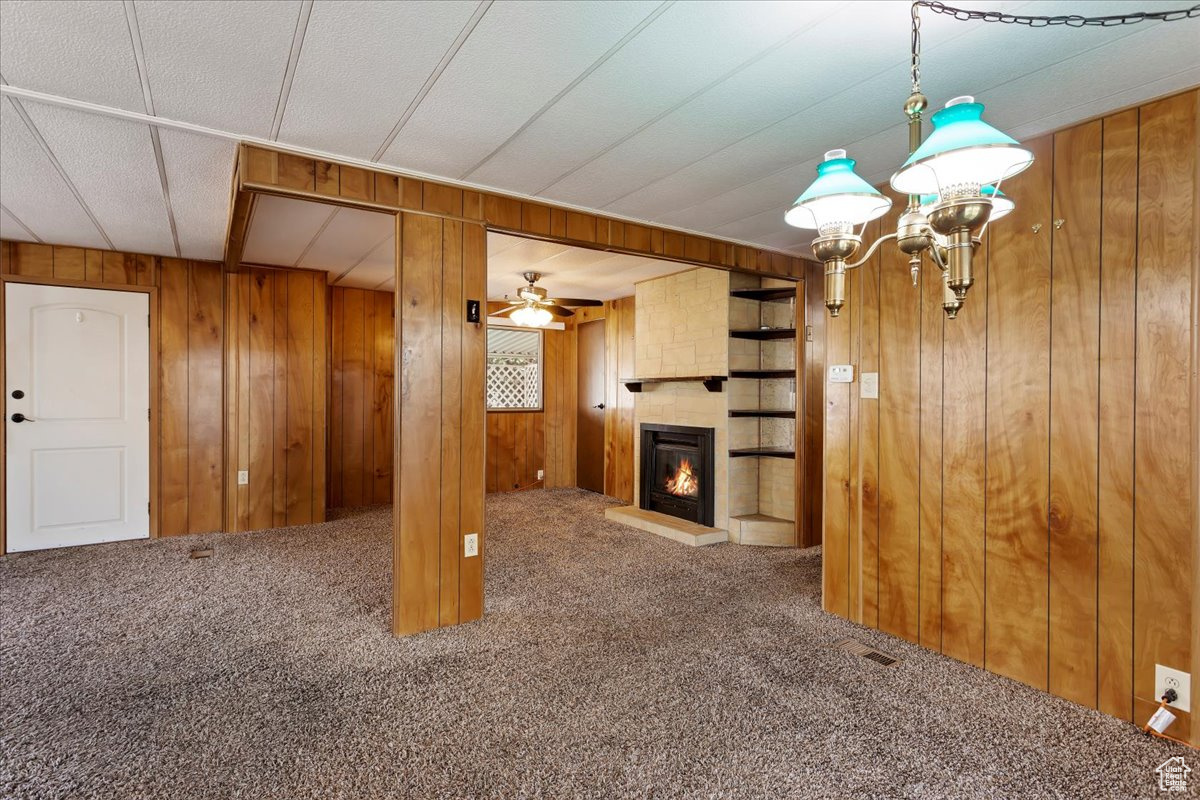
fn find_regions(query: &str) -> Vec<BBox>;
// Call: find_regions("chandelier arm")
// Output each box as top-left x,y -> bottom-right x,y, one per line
846,232 -> 899,270
926,234 -> 949,272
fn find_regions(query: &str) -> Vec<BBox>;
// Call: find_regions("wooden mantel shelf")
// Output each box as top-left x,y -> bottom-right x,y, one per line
621,376 -> 727,393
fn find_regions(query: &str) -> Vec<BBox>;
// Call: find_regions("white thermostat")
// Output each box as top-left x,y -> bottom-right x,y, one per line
828,364 -> 854,383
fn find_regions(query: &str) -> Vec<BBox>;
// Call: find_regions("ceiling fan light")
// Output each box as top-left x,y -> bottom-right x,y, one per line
890,97 -> 1033,196
510,305 -> 553,327
785,149 -> 893,231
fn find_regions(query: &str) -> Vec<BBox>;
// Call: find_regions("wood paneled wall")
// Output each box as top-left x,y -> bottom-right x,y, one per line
393,212 -> 485,636
823,89 -> 1199,743
0,242 -> 224,544
486,412 -> 544,492
602,298 -> 636,504
224,267 -> 328,532
329,287 -> 394,508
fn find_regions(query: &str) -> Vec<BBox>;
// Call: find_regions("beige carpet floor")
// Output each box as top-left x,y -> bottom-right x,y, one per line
0,488 -> 1191,799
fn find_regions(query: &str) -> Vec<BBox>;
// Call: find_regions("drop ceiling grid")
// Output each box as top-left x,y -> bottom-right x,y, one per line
279,0 -> 479,159
0,205 -> 37,242
0,98 -> 108,249
241,193 -> 336,266
296,203 -> 393,272
22,101 -> 174,255
0,0 -> 144,112
136,0 -> 301,138
337,235 -> 395,289
157,128 -> 238,260
377,0 -> 660,180
464,0 -> 837,196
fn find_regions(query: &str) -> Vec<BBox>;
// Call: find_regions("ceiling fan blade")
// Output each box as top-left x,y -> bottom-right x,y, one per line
490,305 -> 522,317
543,304 -> 576,317
545,298 -> 602,307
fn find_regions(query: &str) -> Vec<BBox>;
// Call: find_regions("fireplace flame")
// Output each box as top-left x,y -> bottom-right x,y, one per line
665,459 -> 698,497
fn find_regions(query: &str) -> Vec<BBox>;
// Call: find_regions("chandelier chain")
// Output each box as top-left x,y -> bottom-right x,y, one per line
911,2 -> 922,93
917,1 -> 1200,27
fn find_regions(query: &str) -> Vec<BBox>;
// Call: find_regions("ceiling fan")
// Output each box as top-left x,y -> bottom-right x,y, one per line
492,271 -> 601,327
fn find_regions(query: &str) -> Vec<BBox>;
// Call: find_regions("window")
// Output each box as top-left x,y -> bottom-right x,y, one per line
486,327 -> 542,410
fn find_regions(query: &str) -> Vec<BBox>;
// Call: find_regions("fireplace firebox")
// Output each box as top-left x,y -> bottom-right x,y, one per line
640,423 -> 715,527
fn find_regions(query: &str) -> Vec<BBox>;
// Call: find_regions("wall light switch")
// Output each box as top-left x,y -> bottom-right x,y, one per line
860,372 -> 879,399
464,533 -> 479,558
237,470 -> 249,486
537,469 -> 544,481
1156,664 -> 1191,712
829,364 -> 854,383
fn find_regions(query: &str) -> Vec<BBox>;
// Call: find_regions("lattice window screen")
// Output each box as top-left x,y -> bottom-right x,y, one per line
487,362 -> 540,409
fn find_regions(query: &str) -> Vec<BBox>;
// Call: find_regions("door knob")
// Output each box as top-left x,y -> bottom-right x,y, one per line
10,413 -> 34,423
592,403 -> 605,409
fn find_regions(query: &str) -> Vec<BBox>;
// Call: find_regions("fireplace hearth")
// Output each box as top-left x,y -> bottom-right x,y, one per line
640,423 -> 715,527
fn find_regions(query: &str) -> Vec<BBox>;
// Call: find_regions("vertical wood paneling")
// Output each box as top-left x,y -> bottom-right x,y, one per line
823,264 -> 852,617
272,273 -> 289,527
1048,120 -> 1102,706
877,199 -> 922,643
984,134 -> 1053,689
373,291 -> 395,503
1096,108 -> 1139,722
918,252 -> 944,650
940,236 -> 989,668
459,222 -> 487,623
823,93 -> 1199,741
248,271 -> 275,531
158,258 -> 190,535
187,261 -> 224,534
1133,92 -> 1195,740
439,221 -> 464,627
285,271 -> 316,526
395,213 -> 443,635
859,222 -> 880,627
341,289 -> 366,507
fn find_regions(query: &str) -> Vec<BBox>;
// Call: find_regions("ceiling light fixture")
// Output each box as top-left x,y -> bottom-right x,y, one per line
510,304 -> 553,327
785,0 -> 1200,319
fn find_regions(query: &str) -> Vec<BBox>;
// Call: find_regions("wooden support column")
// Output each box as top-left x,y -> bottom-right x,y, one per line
393,211 -> 485,636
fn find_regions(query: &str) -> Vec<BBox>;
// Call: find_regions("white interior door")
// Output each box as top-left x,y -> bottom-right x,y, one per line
5,283 -> 150,552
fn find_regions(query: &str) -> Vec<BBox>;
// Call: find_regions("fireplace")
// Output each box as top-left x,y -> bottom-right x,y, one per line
640,423 -> 715,527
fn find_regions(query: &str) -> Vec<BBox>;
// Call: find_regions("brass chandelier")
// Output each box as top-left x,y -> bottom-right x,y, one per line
785,1 -> 1200,319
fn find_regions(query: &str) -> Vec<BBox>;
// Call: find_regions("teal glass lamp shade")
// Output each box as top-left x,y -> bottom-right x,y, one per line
785,149 -> 892,230
891,97 -> 1034,196
919,185 -> 1014,221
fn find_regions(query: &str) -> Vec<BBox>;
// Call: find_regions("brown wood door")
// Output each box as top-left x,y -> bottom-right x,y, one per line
577,319 -> 605,494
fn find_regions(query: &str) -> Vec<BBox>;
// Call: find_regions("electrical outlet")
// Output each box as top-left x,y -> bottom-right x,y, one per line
860,372 -> 879,399
537,469 -> 544,481
1155,664 -> 1191,711
237,470 -> 248,486
464,533 -> 479,558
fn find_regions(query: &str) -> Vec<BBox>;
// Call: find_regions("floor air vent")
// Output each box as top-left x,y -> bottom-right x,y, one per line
831,638 -> 899,667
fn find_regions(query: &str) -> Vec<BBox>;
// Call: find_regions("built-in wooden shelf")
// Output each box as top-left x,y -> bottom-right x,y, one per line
730,328 -> 796,341
730,287 -> 798,302
729,409 -> 796,419
729,446 -> 796,459
729,369 -> 795,380
621,376 -> 727,393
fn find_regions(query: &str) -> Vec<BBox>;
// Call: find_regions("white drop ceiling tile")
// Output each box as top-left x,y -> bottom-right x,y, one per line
0,206 -> 37,242
468,0 -> 834,195
487,238 -> 573,276
0,0 -> 144,110
378,0 -> 660,179
21,101 -> 174,255
136,0 -> 300,136
242,194 -> 337,266
0,100 -> 105,248
297,205 -> 393,272
280,0 -> 479,159
157,128 -> 236,260
486,232 -> 679,300
337,236 -> 394,288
